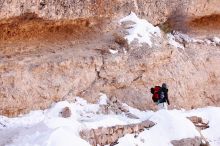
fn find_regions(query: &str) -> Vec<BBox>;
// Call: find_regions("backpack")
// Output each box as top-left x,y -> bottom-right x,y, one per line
152,86 -> 161,102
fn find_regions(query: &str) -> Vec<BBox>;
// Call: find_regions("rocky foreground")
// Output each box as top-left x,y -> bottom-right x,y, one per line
1,96 -> 219,146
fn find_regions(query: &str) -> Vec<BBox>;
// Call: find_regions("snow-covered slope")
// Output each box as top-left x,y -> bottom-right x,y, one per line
0,96 -> 220,146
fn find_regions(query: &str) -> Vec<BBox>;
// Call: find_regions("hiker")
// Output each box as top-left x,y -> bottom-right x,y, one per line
151,83 -> 170,110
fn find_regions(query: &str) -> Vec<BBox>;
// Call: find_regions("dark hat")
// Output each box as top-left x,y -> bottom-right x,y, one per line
162,83 -> 167,88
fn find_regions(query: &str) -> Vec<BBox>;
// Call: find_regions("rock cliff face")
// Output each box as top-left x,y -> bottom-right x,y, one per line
0,33 -> 219,116
0,0 -> 220,116
80,120 -> 155,146
0,0 -> 220,25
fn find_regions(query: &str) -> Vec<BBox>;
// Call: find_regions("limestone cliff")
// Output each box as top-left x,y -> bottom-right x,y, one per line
0,0 -> 220,117
0,0 -> 220,25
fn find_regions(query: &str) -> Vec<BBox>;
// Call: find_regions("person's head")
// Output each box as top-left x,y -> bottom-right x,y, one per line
162,83 -> 167,88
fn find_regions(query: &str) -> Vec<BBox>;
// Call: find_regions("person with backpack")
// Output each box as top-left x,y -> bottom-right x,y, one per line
151,83 -> 170,110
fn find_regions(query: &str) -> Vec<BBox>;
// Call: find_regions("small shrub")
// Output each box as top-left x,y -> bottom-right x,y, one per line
158,20 -> 173,33
113,33 -> 129,48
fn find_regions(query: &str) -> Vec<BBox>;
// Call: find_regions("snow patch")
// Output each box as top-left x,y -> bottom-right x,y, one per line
184,107 -> 220,146
116,109 -> 200,146
98,93 -> 108,105
167,33 -> 184,49
109,49 -> 118,54
1,97 -> 220,146
213,37 -> 220,45
2,100 -> 89,146
120,12 -> 161,47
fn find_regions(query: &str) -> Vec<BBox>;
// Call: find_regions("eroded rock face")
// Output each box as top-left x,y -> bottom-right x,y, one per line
0,0 -> 220,25
80,120 -> 155,146
171,137 -> 202,146
0,0 -> 220,117
1,37 -> 219,116
0,46 -> 103,116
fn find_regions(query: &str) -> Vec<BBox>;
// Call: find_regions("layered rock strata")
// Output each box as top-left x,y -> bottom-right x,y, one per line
80,120 -> 155,146
0,0 -> 220,25
171,137 -> 203,146
0,34 -> 220,116
0,1 -> 220,117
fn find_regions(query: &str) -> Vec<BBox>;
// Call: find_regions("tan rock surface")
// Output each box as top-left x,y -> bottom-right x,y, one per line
171,137 -> 202,146
0,0 -> 220,25
1,36 -> 220,116
80,120 -> 155,146
0,1 -> 220,117
60,106 -> 71,118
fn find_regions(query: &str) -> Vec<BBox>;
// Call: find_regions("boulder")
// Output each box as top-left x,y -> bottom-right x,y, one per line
60,107 -> 71,118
